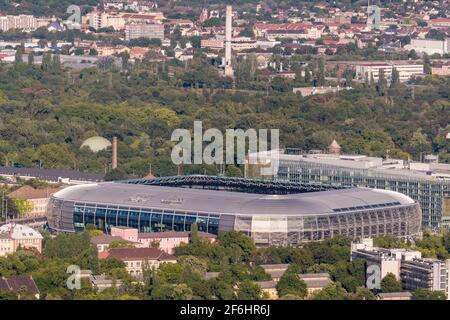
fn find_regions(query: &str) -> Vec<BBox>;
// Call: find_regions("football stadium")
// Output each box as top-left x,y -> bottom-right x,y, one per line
47,175 -> 422,246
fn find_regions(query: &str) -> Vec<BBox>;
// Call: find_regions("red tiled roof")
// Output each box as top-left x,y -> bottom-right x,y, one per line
106,247 -> 176,261
8,185 -> 63,200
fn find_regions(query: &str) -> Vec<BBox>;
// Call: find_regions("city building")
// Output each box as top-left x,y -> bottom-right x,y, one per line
0,223 -> 43,256
351,238 -> 450,299
401,258 -> 450,296
109,227 -> 216,254
47,176 -> 421,246
125,23 -> 164,41
355,63 -> 424,82
376,292 -> 413,300
299,273 -> 333,295
260,264 -> 289,281
246,150 -> 450,230
351,238 -> 421,280
90,234 -> 129,253
0,275 -> 40,299
102,247 -> 176,276
293,86 -> 353,97
0,166 -> 104,184
404,38 -> 450,56
254,23 -> 323,40
7,185 -> 63,218
89,10 -> 126,31
256,271 -> 332,298
431,62 -> 450,76
0,15 -> 37,32
256,281 -> 278,299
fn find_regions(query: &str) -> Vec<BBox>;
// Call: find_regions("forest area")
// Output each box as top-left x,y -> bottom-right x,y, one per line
0,50 -> 448,178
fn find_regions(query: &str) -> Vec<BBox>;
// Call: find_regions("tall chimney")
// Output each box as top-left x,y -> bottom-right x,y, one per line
224,5 -> 234,77
112,136 -> 118,170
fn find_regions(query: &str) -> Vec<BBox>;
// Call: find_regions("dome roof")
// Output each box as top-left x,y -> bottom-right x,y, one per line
81,136 -> 112,153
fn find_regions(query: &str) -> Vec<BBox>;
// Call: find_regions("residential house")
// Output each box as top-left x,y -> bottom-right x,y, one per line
0,224 -> 43,256
103,247 -> 177,276
7,185 -> 63,217
0,275 -> 40,299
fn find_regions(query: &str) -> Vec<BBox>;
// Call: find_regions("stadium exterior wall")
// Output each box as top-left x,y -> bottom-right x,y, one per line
46,179 -> 422,246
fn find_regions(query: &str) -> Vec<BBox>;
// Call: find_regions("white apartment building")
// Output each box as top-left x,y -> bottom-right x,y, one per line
125,23 -> 164,41
355,63 -> 424,82
351,238 -> 450,299
404,38 -> 450,56
89,11 -> 125,30
0,15 -> 37,32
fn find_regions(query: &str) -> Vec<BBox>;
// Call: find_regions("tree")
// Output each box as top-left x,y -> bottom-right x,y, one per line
151,283 -> 193,300
27,51 -> 34,66
316,58 -> 325,86
407,128 -> 432,160
347,287 -> 376,300
239,25 -> 255,38
380,273 -> 402,293
219,231 -> 256,262
41,52 -> 52,71
7,198 -> 33,218
237,280 -> 261,300
390,68 -> 400,88
108,240 -> 134,249
423,53 -> 432,74
310,282 -> 348,300
104,168 -> 128,181
376,68 -> 387,96
14,44 -> 24,65
413,288 -> 447,300
276,273 -> 307,298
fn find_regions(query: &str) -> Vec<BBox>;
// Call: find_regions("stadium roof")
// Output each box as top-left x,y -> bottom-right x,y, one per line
52,175 -> 414,217
120,175 -> 346,194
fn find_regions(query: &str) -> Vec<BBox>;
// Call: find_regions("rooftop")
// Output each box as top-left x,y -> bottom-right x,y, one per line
8,185 -> 64,200
0,223 -> 43,240
0,275 -> 40,296
105,247 -> 176,261
51,175 -> 415,217
0,166 -> 104,183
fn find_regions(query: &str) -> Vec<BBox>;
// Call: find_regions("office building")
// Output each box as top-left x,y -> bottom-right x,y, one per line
404,38 -> 450,56
355,63 -> 424,82
351,238 -> 450,299
0,15 -> 37,32
246,149 -> 450,230
125,23 -> 164,41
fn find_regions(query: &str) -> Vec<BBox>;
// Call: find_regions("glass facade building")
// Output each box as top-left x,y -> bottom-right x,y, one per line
46,176 -> 422,246
246,157 -> 450,230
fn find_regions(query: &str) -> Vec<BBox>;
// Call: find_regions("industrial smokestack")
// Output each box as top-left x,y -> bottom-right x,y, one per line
224,5 -> 234,77
112,136 -> 118,170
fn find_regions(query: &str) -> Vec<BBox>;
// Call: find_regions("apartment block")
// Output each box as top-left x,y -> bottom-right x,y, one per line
355,63 -> 424,82
0,15 -> 37,32
125,23 -> 164,41
351,239 -> 450,299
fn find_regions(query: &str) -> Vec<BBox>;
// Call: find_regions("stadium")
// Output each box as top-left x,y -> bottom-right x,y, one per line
47,175 -> 422,246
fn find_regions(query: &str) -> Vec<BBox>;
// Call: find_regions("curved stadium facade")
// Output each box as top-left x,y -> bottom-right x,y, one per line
47,175 -> 422,246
